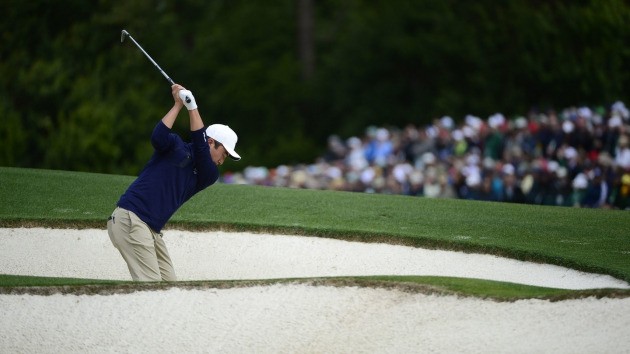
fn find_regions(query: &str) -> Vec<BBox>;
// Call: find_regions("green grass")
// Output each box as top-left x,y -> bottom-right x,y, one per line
1,274 -> 624,301
1,166 -> 629,299
0,274 -> 124,288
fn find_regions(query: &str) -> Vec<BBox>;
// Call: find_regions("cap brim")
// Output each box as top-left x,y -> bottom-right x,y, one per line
225,146 -> 241,161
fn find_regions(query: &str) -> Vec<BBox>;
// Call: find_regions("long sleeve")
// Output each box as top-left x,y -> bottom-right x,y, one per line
190,128 -> 219,191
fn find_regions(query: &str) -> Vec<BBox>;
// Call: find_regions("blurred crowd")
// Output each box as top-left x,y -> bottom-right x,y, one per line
225,101 -> 630,210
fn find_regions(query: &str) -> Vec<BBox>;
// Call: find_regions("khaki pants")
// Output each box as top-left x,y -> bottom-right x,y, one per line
107,207 -> 176,281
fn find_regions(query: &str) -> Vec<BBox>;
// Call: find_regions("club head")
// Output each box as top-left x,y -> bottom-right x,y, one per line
120,30 -> 129,43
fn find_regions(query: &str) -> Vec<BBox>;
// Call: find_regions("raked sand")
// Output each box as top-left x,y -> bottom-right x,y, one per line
0,227 -> 629,353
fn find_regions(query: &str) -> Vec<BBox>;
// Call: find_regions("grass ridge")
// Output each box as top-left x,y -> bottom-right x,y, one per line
2,275 -> 628,301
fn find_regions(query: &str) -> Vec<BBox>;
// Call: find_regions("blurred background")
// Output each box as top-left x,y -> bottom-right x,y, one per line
2,0 -> 630,208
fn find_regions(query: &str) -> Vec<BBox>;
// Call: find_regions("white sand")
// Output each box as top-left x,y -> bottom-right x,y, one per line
0,227 -> 628,289
1,227 -> 629,353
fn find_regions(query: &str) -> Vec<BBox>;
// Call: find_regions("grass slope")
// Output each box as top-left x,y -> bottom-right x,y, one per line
1,167 -> 629,297
3,274 -> 623,301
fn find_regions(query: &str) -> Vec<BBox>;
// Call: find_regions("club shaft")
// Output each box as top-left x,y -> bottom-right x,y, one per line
126,34 -> 174,86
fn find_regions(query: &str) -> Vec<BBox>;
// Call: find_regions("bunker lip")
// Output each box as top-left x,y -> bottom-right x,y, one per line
0,227 -> 628,291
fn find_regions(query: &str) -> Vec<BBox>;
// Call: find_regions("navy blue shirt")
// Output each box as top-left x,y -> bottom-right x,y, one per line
117,121 -> 219,232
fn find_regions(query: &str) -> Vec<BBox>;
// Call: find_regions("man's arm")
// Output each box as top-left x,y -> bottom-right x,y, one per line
177,87 -> 218,188
161,104 -> 183,129
188,109 -> 204,132
162,84 -> 186,128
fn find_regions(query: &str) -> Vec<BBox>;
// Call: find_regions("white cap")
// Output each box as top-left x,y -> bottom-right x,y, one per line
205,124 -> 241,161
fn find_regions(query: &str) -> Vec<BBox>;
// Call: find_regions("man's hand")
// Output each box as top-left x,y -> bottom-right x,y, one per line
178,89 -> 198,111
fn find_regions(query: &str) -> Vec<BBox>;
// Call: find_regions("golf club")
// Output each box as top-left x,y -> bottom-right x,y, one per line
120,29 -> 176,87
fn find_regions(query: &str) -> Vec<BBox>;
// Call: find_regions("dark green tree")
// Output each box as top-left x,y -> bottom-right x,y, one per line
1,0 -> 628,173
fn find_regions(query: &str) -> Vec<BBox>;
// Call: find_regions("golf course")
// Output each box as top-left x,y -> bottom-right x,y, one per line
1,167 -> 629,352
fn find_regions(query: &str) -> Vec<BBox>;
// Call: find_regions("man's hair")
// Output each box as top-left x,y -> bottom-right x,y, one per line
209,138 -> 223,149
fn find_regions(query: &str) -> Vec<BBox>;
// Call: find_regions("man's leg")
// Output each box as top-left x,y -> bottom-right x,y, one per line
153,230 -> 177,281
107,208 -> 161,281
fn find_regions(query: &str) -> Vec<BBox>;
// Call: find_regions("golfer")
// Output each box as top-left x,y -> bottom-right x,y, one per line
107,84 -> 241,281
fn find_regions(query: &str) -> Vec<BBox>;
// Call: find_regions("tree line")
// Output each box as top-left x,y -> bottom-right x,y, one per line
1,0 -> 629,175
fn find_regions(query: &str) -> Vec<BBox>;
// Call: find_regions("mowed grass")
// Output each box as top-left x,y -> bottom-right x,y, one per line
1,166 -> 629,298
1,273 -> 615,301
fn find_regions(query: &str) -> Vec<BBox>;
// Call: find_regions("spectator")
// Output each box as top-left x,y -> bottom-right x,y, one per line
581,167 -> 609,208
615,134 -> 630,169
229,101 -> 630,210
365,127 -> 394,167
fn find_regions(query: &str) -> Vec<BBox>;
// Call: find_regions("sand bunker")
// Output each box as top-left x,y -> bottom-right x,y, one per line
0,227 -> 627,289
1,284 -> 629,353
1,227 -> 629,353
